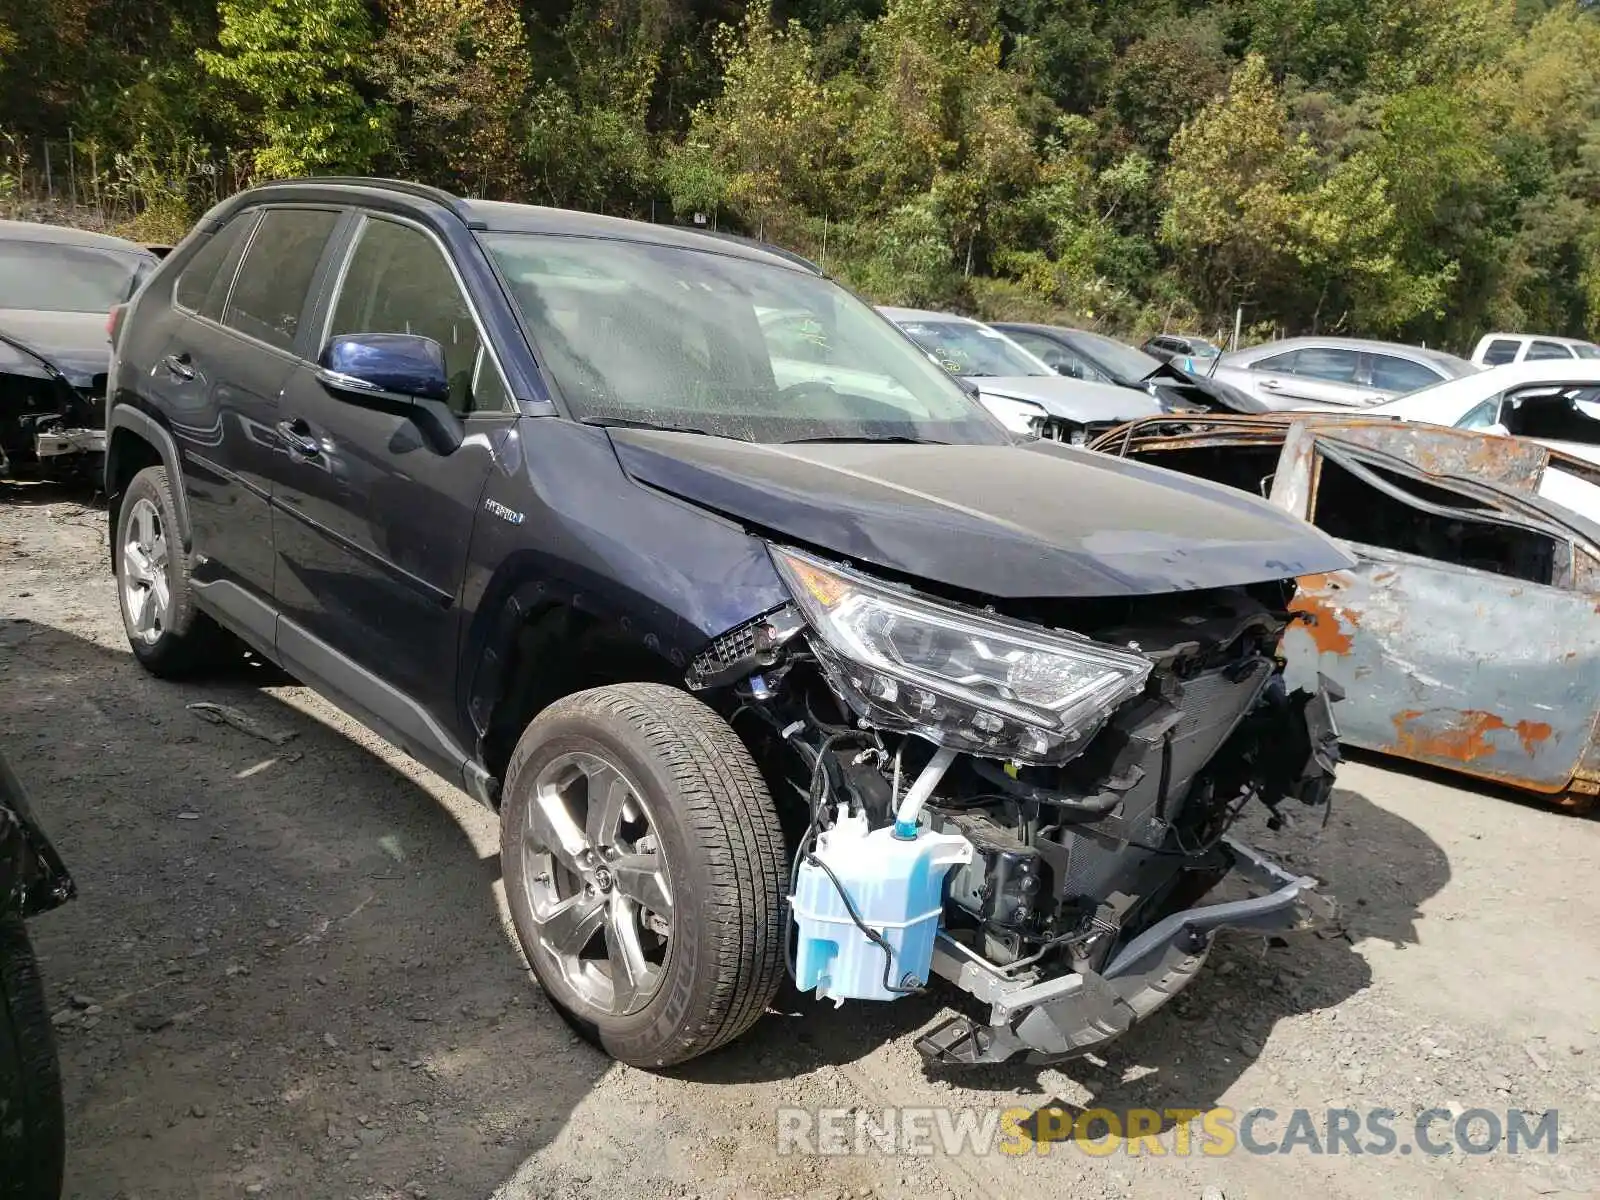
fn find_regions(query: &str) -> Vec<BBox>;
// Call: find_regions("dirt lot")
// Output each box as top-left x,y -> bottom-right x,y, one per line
4,483 -> 1600,1200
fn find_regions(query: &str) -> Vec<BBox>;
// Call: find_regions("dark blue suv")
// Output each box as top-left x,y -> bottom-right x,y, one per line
105,178 -> 1350,1068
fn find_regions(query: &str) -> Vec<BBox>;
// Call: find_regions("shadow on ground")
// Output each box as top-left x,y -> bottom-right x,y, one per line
4,612 -> 1457,1193
3,618 -> 607,1200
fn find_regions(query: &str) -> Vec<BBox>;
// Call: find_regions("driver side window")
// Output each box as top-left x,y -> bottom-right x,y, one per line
326,217 -> 512,414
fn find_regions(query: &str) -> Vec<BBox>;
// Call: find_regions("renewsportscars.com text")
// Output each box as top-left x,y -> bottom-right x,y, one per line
776,1105 -> 1560,1158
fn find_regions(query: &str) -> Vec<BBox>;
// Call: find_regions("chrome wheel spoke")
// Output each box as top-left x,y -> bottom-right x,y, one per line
611,852 -> 671,916
584,761 -> 632,848
127,583 -> 153,633
536,891 -> 606,958
123,543 -> 153,584
604,897 -> 660,1013
526,780 -> 592,874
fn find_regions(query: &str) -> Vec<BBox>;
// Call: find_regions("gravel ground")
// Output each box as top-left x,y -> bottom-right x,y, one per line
4,482 -> 1599,1200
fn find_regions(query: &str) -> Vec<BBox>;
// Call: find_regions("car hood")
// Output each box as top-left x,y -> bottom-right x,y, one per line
608,430 -> 1353,598
972,376 -> 1165,423
0,309 -> 110,387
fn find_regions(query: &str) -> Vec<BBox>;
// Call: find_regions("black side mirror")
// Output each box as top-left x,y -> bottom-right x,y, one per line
316,333 -> 462,453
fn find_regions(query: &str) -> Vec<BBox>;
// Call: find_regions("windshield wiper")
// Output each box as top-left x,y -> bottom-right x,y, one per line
581,416 -> 733,439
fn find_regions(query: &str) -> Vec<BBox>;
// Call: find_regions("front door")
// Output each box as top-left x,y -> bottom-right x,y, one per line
270,213 -> 517,747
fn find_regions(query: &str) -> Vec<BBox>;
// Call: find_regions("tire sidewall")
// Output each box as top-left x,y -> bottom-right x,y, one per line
501,718 -> 718,1064
0,915 -> 65,1200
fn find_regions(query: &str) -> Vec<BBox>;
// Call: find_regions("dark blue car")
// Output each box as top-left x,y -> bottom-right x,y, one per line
105,178 -> 1350,1068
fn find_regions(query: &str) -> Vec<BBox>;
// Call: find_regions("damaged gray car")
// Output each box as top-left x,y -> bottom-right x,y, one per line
0,220 -> 157,480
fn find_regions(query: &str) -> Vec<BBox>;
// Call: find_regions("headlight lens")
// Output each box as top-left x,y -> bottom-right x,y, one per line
771,547 -> 1152,763
976,394 -> 1047,435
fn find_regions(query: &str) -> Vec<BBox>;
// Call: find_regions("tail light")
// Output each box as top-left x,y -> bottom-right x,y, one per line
107,304 -> 127,347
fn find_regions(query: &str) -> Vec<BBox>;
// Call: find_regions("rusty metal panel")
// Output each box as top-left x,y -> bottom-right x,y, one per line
1302,421 -> 1553,494
1282,550 -> 1600,793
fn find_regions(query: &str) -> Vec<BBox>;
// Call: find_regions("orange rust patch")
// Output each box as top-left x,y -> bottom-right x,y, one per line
1390,710 -> 1551,763
1513,719 -> 1553,756
1289,574 -> 1359,656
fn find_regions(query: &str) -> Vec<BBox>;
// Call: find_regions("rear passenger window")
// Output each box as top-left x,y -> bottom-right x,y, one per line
223,208 -> 340,352
1483,338 -> 1521,366
1368,354 -> 1440,393
326,217 -> 509,414
1528,340 -> 1575,361
174,214 -> 254,319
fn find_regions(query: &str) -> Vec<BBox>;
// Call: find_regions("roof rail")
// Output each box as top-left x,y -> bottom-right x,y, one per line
693,229 -> 823,274
248,176 -> 471,218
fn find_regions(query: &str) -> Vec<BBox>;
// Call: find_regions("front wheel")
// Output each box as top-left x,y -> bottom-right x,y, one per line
500,683 -> 787,1067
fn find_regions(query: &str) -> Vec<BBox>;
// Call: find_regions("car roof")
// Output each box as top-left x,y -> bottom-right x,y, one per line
1477,332 -> 1597,348
215,178 -> 818,275
0,218 -> 155,256
1228,335 -> 1475,375
991,322 -> 1090,338
876,306 -> 979,324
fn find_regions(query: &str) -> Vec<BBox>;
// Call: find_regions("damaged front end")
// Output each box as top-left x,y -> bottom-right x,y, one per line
0,333 -> 106,481
689,548 -> 1341,1066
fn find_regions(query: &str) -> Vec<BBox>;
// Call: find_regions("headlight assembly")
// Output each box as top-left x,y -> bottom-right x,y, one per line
976,394 -> 1047,436
771,547 -> 1152,763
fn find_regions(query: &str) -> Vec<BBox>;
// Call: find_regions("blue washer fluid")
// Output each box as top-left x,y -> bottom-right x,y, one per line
789,809 -> 974,1004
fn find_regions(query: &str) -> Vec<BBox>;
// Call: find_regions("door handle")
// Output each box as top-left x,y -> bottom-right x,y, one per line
161,353 -> 195,381
1258,378 -> 1283,391
276,419 -> 322,458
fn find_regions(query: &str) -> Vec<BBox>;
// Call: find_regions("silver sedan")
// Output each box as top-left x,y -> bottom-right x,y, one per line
1208,336 -> 1478,410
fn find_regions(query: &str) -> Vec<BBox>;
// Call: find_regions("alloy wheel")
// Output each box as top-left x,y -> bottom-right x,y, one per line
520,751 -> 673,1017
121,496 -> 170,646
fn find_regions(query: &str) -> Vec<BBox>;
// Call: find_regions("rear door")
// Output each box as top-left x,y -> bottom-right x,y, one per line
269,212 -> 516,746
1364,352 -> 1445,399
158,206 -> 343,641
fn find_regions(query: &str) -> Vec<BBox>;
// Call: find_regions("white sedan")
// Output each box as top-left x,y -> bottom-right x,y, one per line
1370,359 -> 1600,455
1368,359 -> 1600,520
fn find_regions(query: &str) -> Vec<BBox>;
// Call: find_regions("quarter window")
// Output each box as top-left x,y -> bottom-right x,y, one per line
326,217 -> 509,414
174,213 -> 255,319
223,208 -> 341,352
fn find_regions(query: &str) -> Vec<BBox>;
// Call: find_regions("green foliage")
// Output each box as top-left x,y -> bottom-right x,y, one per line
8,0 -> 1600,346
200,0 -> 390,177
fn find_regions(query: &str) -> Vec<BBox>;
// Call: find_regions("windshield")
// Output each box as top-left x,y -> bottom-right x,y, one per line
1071,331 -> 1163,381
479,233 -> 1007,444
0,238 -> 152,312
892,320 -> 1050,378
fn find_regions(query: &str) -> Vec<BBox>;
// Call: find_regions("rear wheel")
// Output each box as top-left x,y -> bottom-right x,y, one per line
114,466 -> 232,676
0,914 -> 65,1200
500,683 -> 786,1067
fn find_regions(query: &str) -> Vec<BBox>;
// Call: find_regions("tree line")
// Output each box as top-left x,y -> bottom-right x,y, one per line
2,0 -> 1597,348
